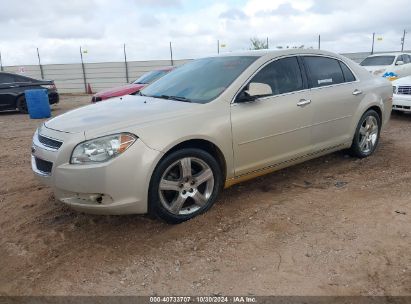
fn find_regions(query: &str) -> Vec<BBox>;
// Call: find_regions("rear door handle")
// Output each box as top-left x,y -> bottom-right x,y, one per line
297,99 -> 311,107
352,89 -> 362,96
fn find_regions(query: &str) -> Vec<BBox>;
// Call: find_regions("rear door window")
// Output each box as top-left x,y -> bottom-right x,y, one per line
303,56 -> 344,88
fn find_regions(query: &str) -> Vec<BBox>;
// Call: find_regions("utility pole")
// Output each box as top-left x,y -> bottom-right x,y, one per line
318,34 -> 321,50
266,37 -> 269,49
123,43 -> 129,83
217,40 -> 219,54
401,29 -> 406,52
0,51 -> 3,71
79,46 -> 87,93
169,41 -> 174,66
37,48 -> 44,79
371,32 -> 375,54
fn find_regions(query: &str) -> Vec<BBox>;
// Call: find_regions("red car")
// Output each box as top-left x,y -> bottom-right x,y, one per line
91,67 -> 173,102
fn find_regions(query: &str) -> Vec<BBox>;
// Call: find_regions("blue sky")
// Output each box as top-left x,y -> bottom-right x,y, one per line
0,0 -> 410,65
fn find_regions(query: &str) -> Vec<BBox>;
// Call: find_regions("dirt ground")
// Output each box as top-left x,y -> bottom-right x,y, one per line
0,94 -> 410,296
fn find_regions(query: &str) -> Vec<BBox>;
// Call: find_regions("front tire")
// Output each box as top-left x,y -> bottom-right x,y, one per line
348,109 -> 381,158
149,148 -> 222,224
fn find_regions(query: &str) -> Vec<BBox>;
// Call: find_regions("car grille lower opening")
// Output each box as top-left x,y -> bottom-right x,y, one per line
38,134 -> 63,150
398,86 -> 411,95
35,157 -> 53,174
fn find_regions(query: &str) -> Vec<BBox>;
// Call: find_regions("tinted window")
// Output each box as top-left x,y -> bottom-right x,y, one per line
304,56 -> 344,88
403,55 -> 411,64
249,56 -> 303,95
0,74 -> 15,84
142,56 -> 258,104
133,70 -> 168,84
339,62 -> 356,82
360,56 -> 395,66
13,75 -> 32,82
396,55 -> 404,64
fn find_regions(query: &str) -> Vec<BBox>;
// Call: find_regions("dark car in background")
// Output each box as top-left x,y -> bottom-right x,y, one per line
91,66 -> 173,102
0,72 -> 59,113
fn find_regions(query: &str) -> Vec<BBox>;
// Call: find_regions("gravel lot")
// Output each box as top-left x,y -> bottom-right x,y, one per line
0,94 -> 410,296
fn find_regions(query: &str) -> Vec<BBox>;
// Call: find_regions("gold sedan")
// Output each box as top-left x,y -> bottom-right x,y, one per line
31,49 -> 392,223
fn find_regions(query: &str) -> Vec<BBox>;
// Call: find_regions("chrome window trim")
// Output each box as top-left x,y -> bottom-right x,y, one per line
231,54 -> 360,105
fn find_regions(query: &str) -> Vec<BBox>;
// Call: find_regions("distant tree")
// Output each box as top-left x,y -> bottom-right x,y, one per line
250,37 -> 268,50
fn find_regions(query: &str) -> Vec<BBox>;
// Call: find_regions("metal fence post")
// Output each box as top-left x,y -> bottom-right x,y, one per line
37,48 -> 44,79
169,41 -> 174,66
123,43 -> 129,83
79,46 -> 87,93
401,29 -> 406,52
0,51 -> 3,71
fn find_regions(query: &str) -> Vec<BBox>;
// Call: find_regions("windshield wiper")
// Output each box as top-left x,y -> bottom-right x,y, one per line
154,95 -> 192,102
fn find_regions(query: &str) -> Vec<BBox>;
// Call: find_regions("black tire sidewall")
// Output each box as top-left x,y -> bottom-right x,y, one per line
149,148 -> 222,224
350,110 -> 381,158
16,95 -> 28,114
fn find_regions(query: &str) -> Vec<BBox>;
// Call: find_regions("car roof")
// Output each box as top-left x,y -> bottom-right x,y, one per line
212,48 -> 346,60
366,52 -> 409,57
156,66 -> 174,71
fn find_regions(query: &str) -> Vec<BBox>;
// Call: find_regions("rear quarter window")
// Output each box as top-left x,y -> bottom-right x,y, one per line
303,56 -> 344,88
339,61 -> 356,82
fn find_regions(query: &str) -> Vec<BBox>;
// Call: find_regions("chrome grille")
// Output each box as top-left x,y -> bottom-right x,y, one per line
397,86 -> 411,95
38,134 -> 63,150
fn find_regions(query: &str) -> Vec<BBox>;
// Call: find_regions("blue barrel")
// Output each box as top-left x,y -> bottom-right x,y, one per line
25,89 -> 51,119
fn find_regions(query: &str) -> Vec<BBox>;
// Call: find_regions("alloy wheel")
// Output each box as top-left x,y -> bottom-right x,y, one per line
358,116 -> 379,154
158,157 -> 215,215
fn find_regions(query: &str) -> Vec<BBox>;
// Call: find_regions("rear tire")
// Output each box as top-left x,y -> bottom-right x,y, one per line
148,148 -> 222,224
16,95 -> 28,114
348,109 -> 381,158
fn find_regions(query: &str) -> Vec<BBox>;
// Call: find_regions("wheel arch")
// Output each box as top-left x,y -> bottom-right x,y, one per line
160,139 -> 227,183
366,105 -> 382,122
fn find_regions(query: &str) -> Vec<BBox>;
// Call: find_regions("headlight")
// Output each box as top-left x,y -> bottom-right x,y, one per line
71,133 -> 137,164
393,86 -> 397,94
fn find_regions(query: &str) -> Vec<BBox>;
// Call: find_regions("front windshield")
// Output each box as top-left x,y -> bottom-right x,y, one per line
141,56 -> 258,104
360,56 -> 395,66
133,70 -> 169,84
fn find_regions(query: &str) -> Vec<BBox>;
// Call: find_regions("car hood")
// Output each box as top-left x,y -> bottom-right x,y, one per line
94,83 -> 146,98
362,65 -> 389,74
45,95 -> 198,135
392,75 -> 411,86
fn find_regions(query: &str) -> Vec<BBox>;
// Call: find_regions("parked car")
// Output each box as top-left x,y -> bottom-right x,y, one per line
392,75 -> 411,112
91,67 -> 173,102
31,49 -> 392,223
360,52 -> 411,80
0,72 -> 59,113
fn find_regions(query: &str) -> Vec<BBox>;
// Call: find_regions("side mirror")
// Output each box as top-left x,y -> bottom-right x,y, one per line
236,82 -> 272,103
247,82 -> 272,97
396,60 -> 404,66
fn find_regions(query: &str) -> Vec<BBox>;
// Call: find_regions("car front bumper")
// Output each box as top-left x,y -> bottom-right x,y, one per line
31,126 -> 162,215
392,94 -> 411,112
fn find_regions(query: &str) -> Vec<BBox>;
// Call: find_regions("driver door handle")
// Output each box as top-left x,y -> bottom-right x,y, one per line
352,89 -> 363,96
297,99 -> 311,107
